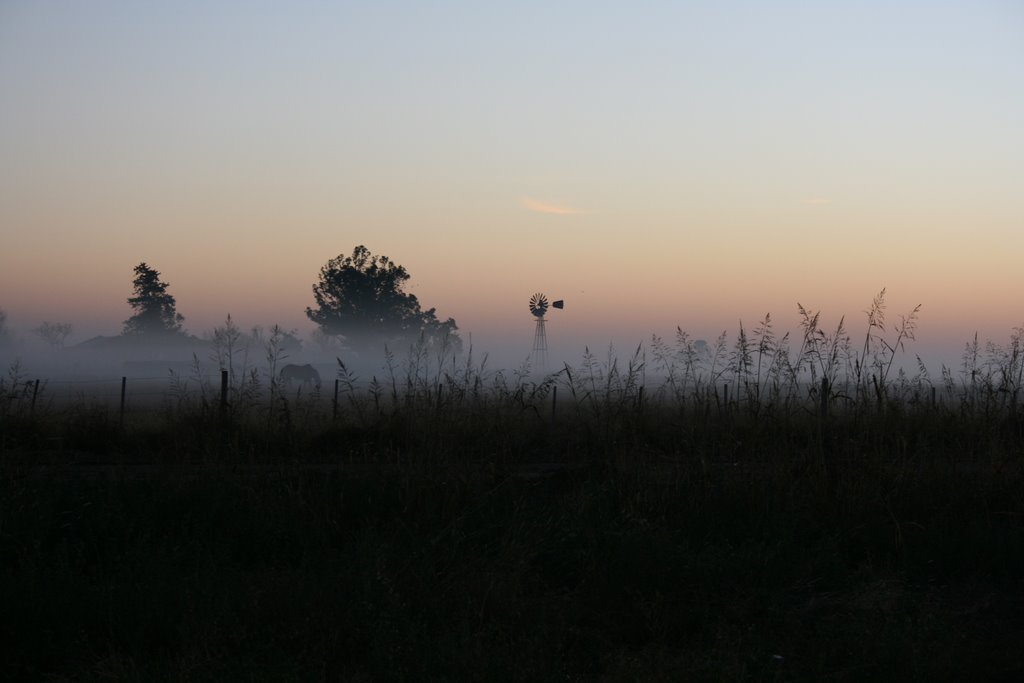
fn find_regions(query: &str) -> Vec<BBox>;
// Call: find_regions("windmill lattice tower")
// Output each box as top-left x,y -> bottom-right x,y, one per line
529,293 -> 563,372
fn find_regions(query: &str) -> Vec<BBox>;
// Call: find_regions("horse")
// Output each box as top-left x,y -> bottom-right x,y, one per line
279,363 -> 321,389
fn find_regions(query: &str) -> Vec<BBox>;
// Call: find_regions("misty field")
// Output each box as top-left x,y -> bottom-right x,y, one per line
2,314 -> 1024,682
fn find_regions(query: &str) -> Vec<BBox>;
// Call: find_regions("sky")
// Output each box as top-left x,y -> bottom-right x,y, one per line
1,1 -> 1022,366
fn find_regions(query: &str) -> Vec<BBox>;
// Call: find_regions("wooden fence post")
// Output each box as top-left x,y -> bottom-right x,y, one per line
333,379 -> 339,419
220,370 -> 229,416
30,379 -> 40,415
551,385 -> 557,421
119,376 -> 127,426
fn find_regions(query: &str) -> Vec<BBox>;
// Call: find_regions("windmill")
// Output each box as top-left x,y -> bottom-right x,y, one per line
529,292 -> 564,371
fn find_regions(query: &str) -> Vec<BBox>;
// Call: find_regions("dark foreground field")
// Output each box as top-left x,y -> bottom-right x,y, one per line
5,317 -> 1024,682
3,390 -> 1024,683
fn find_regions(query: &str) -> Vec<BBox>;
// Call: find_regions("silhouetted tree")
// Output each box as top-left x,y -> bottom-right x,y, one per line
123,263 -> 185,337
0,308 -> 10,347
306,246 -> 460,353
33,321 -> 73,349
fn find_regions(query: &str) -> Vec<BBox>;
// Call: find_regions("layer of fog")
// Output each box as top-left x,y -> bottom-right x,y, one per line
1,312 -> 1014,409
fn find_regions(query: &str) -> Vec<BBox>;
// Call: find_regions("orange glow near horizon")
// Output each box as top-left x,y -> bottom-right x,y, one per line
2,194 -> 1022,362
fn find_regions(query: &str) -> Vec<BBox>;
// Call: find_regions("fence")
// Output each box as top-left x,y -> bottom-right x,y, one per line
1,369 -> 357,422
2,360 -> 1021,427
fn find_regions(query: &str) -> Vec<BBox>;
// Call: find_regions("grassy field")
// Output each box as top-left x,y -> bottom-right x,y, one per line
2,306 -> 1023,681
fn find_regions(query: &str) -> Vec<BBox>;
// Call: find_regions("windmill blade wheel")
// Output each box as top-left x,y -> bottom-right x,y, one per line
529,292 -> 549,317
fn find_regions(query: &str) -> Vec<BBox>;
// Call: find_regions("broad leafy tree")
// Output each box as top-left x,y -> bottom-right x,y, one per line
123,263 -> 185,337
306,246 -> 460,353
